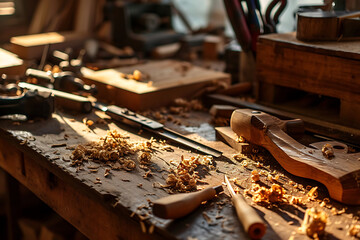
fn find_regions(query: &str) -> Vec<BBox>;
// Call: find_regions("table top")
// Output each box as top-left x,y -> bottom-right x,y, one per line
0,108 -> 359,240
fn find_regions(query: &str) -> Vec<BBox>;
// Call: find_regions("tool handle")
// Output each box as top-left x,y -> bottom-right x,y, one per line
26,69 -> 54,82
232,195 -> 266,239
152,187 -> 219,219
0,95 -> 25,117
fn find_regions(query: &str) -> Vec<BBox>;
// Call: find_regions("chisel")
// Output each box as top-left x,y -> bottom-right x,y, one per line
224,175 -> 266,239
152,185 -> 223,219
18,82 -> 222,157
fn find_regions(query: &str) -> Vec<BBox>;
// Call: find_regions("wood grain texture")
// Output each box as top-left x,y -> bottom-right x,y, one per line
82,60 -> 230,110
230,109 -> 360,205
257,36 -> 360,104
10,32 -> 87,60
0,110 -> 359,239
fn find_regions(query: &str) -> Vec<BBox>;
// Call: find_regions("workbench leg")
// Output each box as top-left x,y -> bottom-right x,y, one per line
4,172 -> 21,240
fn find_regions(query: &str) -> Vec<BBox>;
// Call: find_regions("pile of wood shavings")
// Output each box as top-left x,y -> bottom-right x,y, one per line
70,130 -> 154,171
299,207 -> 328,239
163,155 -> 213,193
250,183 -> 288,205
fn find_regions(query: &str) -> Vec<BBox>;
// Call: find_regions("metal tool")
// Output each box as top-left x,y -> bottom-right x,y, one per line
223,0 -> 252,52
0,89 -> 54,120
224,175 -> 266,239
26,68 -> 97,95
265,0 -> 287,32
152,185 -> 223,219
18,82 -> 222,157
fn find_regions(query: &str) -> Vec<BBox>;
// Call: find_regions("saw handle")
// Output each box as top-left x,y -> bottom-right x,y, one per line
152,186 -> 223,219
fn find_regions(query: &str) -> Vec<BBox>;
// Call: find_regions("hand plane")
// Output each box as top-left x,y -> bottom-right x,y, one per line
0,89 -> 54,119
216,109 -> 360,205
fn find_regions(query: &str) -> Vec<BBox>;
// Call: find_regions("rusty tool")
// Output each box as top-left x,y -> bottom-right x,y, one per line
224,175 -> 266,239
230,109 -> 360,205
26,68 -> 97,95
152,185 -> 223,219
18,83 -> 222,157
0,89 -> 54,119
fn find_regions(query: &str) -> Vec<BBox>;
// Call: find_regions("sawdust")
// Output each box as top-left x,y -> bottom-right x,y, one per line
163,155 -> 213,193
70,130 -> 153,171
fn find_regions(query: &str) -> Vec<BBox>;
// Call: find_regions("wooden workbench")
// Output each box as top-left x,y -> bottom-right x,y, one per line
0,109 -> 359,240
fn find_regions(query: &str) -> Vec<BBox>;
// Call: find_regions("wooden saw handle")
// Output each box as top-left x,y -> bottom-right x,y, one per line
230,109 -> 360,205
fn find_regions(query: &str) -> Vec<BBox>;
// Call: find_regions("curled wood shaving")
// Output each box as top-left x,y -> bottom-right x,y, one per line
164,155 -> 213,193
70,130 -> 153,171
250,183 -> 288,205
348,224 -> 360,237
299,208 -> 327,239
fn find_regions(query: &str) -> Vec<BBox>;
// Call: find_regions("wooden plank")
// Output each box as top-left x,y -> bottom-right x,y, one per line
10,32 -> 87,60
0,110 -> 359,239
206,94 -> 360,145
0,48 -> 25,75
259,32 -> 360,61
82,60 -> 230,110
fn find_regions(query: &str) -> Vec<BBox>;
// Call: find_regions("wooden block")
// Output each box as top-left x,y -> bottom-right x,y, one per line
203,35 -> 221,60
10,32 -> 87,60
256,33 -> 360,105
215,126 -> 254,154
0,48 -> 26,75
82,60 -> 230,110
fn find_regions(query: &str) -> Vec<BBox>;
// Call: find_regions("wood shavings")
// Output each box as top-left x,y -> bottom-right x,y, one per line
307,187 -> 318,201
70,130 -> 153,171
164,155 -> 212,193
250,183 -> 288,205
82,118 -> 94,127
290,196 -> 304,206
236,136 -> 246,143
331,207 -> 346,215
104,168 -> 111,177
232,153 -> 245,161
348,224 -> 360,237
299,208 -> 327,239
51,143 -> 67,148
251,170 -> 260,182
322,144 -> 334,159
143,170 -> 152,179
202,212 -> 216,226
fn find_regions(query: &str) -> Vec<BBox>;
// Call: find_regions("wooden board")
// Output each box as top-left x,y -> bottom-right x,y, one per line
256,32 -> 360,127
82,60 -> 230,110
0,48 -> 26,75
0,109 -> 360,239
10,32 -> 87,60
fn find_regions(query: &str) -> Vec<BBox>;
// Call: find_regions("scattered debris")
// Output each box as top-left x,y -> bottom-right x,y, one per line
348,224 -> 360,237
299,208 -> 327,239
70,130 -> 153,171
250,183 -> 288,205
163,155 -> 213,193
51,143 -> 67,148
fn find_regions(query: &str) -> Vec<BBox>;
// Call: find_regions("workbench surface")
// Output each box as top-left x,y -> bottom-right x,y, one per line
0,109 -> 359,240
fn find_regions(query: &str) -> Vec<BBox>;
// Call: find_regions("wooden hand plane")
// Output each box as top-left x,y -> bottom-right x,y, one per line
217,109 -> 360,205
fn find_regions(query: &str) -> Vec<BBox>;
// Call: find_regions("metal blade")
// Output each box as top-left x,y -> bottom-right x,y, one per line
147,127 -> 222,158
224,175 -> 236,198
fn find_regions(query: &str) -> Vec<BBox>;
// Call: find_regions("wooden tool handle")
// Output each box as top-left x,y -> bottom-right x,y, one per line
232,195 -> 266,239
152,186 -> 222,219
